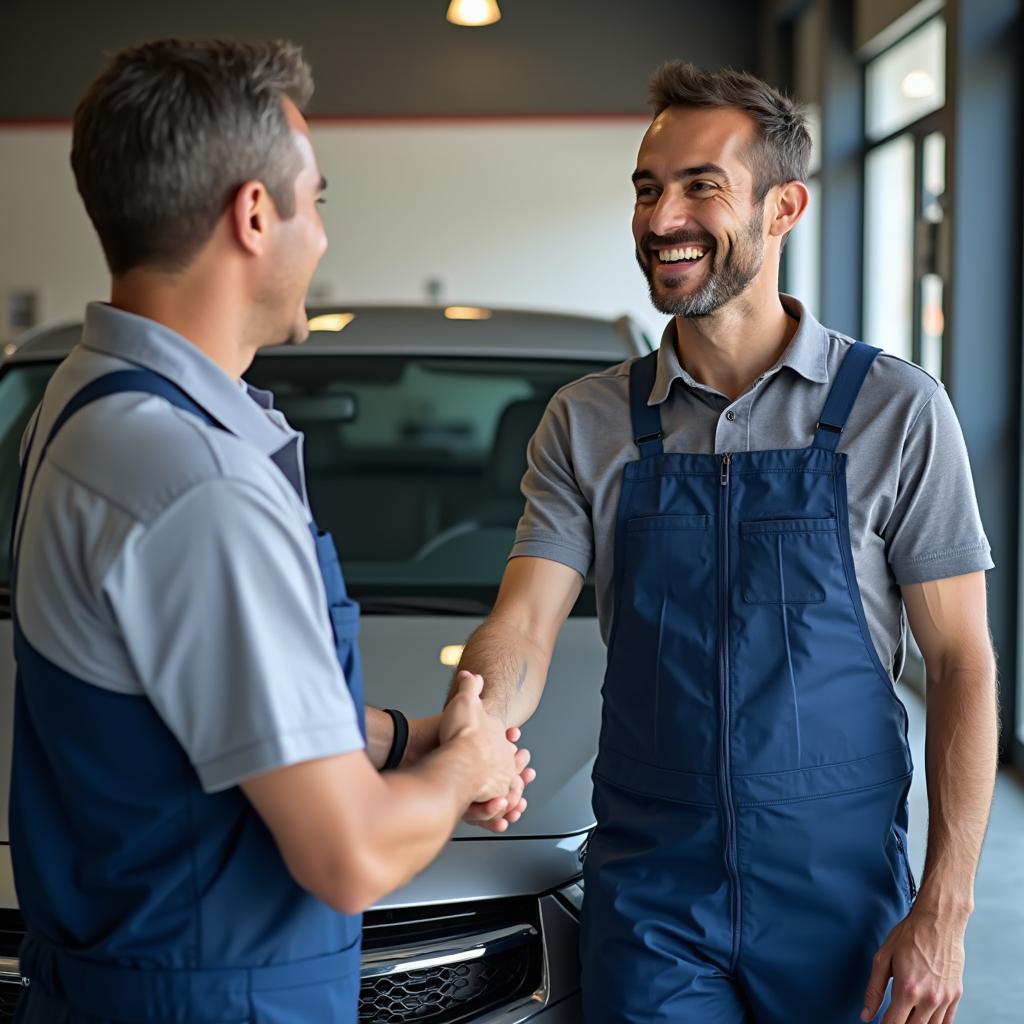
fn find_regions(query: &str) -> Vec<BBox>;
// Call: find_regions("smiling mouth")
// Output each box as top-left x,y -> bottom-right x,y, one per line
653,245 -> 712,273
658,244 -> 709,263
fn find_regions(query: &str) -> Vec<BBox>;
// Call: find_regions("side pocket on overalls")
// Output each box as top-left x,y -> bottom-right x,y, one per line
892,827 -> 918,902
328,603 -> 361,670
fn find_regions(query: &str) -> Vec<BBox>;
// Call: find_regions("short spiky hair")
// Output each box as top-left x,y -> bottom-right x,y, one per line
648,61 -> 811,199
72,38 -> 314,275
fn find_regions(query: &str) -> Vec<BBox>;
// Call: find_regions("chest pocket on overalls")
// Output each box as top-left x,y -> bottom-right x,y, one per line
740,517 -> 837,604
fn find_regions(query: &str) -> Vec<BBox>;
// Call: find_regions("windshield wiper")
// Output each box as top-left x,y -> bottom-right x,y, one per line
355,595 -> 491,616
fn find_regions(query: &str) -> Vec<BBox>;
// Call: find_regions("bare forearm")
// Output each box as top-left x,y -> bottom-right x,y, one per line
244,744 -> 479,915
449,618 -> 550,725
919,651 -> 998,918
252,676 -> 516,915
358,739 -> 483,898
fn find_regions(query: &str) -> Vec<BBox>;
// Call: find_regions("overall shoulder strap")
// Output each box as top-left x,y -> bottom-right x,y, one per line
10,369 -> 227,585
628,350 -> 664,459
47,369 -> 225,441
811,342 -> 882,451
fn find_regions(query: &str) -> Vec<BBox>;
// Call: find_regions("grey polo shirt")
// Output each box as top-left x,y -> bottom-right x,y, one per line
511,295 -> 993,678
14,302 -> 364,793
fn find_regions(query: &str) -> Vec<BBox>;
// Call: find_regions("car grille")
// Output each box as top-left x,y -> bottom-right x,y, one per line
359,943 -> 533,1023
0,984 -> 19,1021
358,897 -> 543,1024
0,912 -> 23,960
0,897 -> 544,1024
0,910 -> 23,1023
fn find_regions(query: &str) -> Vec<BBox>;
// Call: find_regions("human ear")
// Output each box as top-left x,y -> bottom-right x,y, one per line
768,180 -> 810,240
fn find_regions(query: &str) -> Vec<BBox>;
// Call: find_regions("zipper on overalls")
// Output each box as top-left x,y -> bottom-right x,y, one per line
718,453 -> 741,967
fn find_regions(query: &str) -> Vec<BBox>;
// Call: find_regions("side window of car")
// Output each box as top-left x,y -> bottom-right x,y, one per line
0,365 -> 54,587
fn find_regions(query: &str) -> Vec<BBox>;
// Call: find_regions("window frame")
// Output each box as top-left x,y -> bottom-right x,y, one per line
860,15 -> 949,377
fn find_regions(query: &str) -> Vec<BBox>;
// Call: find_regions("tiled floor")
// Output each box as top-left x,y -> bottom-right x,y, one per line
902,686 -> 1024,1023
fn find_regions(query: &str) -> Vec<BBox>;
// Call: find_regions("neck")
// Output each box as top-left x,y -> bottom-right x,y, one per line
673,280 -> 797,402
109,257 -> 255,381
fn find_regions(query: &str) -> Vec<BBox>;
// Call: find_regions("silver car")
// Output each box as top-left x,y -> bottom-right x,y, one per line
0,305 -> 652,1023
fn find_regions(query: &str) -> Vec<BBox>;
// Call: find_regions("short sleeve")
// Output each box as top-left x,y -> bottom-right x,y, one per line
884,384 -> 993,585
509,392 -> 594,577
104,477 -> 364,792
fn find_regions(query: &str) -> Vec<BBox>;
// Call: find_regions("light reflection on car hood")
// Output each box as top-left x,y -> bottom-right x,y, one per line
360,615 -> 604,839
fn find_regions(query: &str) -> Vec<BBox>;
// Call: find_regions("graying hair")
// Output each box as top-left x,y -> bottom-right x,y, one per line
72,38 -> 314,274
648,61 -> 811,199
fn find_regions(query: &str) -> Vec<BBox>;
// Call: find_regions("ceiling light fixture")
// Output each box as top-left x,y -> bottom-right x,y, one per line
446,0 -> 501,27
444,306 -> 492,320
900,69 -> 935,99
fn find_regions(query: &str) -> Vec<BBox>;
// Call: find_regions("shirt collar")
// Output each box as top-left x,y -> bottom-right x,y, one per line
648,293 -> 830,405
79,302 -> 296,456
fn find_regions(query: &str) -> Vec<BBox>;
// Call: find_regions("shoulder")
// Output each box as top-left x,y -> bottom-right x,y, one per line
545,358 -> 636,420
529,359 -> 637,452
825,329 -> 941,416
46,391 -> 297,527
552,357 -> 635,400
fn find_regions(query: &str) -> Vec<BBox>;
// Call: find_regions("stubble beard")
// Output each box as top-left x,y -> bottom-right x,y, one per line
639,207 -> 766,319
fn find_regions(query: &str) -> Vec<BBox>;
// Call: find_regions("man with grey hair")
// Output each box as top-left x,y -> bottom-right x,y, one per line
453,61 -> 997,1023
9,39 -> 529,1024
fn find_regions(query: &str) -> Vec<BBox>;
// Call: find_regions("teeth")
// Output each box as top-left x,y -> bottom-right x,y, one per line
658,246 -> 707,263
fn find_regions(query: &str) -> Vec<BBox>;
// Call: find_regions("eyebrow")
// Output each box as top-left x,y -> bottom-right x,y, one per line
631,163 -> 732,185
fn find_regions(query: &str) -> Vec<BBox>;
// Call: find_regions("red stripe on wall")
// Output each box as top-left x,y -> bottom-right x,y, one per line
0,112 -> 650,129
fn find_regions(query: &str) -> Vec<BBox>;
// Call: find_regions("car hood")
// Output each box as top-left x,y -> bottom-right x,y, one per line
360,615 -> 603,839
0,615 -> 603,844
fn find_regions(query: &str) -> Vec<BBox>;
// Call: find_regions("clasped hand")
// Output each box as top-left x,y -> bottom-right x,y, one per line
441,671 -> 536,833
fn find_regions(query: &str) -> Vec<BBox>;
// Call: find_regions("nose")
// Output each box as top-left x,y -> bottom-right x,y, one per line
647,187 -> 693,239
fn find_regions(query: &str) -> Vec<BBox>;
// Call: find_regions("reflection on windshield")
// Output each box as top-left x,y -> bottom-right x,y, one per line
244,356 -> 604,606
0,355 -> 603,615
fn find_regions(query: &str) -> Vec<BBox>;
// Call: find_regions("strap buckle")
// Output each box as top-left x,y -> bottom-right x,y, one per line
635,431 -> 664,447
815,421 -> 843,435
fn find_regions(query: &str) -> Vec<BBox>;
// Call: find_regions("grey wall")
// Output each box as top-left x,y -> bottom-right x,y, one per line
1,0 -> 761,121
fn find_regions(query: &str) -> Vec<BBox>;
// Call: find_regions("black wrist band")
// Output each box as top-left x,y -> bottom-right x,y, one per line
382,708 -> 409,771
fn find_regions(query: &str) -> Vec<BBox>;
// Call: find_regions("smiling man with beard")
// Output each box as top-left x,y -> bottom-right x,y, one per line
633,143 -> 765,321
450,62 -> 998,1023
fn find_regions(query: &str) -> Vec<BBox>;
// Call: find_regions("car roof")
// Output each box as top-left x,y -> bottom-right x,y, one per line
7,305 -> 652,363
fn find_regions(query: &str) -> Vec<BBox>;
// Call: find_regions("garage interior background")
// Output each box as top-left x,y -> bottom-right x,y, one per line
0,0 -> 759,343
1,0 -> 1023,1019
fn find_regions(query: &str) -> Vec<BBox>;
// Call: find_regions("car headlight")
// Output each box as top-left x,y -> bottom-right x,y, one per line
556,878 -> 584,918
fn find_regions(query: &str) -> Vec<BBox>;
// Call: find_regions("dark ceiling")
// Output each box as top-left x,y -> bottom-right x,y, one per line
1,0 -> 763,120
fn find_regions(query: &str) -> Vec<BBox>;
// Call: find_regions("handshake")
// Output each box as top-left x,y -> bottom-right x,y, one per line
437,670 -> 536,833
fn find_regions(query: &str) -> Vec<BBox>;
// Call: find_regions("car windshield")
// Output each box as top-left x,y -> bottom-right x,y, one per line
0,354 -> 603,615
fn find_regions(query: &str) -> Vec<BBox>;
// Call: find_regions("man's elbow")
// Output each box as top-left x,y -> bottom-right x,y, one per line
930,642 -> 997,687
290,846 -> 392,916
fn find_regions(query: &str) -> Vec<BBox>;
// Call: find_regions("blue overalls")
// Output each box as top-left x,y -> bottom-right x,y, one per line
10,369 -> 367,1024
581,343 -> 915,1023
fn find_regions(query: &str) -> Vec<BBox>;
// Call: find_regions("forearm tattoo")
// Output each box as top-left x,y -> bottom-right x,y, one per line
516,659 -> 529,693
